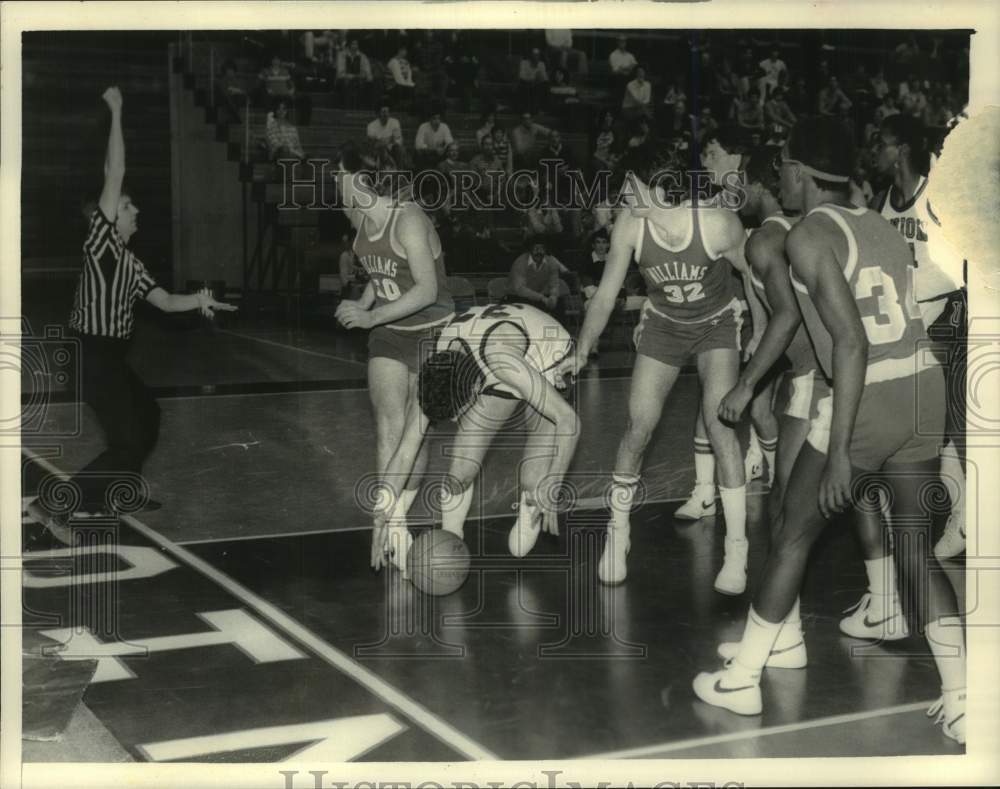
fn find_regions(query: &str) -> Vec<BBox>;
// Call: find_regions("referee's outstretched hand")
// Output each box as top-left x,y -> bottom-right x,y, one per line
197,287 -> 238,319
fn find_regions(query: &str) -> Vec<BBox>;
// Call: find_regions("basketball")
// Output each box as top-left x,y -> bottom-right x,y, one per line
406,529 -> 471,596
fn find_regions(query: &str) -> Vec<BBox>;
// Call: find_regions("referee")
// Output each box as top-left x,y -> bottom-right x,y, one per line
28,87 -> 236,540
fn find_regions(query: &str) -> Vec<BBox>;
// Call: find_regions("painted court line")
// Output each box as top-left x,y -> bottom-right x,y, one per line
176,490 -> 770,546
215,328 -> 367,367
23,450 -> 499,762
582,699 -> 936,759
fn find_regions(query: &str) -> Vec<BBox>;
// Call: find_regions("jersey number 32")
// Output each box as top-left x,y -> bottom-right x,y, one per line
661,282 -> 705,304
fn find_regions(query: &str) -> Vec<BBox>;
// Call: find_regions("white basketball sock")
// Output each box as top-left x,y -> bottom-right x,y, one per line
927,616 -> 966,693
610,473 -> 639,531
719,485 -> 747,541
693,437 -> 715,487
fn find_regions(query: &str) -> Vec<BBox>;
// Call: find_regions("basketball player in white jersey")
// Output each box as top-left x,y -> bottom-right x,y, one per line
336,142 -> 455,573
874,115 -> 967,560
566,150 -> 751,592
370,303 -> 579,570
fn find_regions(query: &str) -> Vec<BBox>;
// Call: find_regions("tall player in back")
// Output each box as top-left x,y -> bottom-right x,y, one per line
336,142 -> 454,571
874,114 -> 967,560
568,151 -> 750,592
694,119 -> 965,745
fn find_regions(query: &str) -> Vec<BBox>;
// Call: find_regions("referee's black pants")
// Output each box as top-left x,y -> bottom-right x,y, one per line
70,333 -> 161,512
925,288 -> 967,463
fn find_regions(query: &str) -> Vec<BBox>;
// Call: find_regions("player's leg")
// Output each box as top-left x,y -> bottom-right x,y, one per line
884,456 -> 966,744
601,352 -> 682,584
369,353 -> 419,570
933,290 -> 968,559
441,394 -> 518,540
697,346 -> 749,595
748,377 -> 779,486
510,408 -> 560,557
675,410 -> 718,520
694,442 -> 834,714
838,494 -> 909,641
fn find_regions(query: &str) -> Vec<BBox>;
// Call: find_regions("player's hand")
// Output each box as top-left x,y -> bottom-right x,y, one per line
534,480 -> 562,537
370,511 -> 389,571
102,86 -> 123,112
562,350 -> 588,379
197,288 -> 238,319
819,451 -> 854,519
718,381 -> 753,424
743,332 -> 763,362
336,301 -> 375,330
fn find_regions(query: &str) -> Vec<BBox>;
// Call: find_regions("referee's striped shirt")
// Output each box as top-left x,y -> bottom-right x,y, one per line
69,209 -> 158,338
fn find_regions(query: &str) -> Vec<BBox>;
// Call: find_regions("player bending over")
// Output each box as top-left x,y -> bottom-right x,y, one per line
370,303 -> 580,574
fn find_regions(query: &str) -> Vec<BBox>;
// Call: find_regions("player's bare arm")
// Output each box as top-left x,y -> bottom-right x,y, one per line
338,208 -> 439,330
485,342 -> 581,537
719,226 -> 801,422
788,217 -> 868,519
98,86 -> 124,221
572,211 -> 638,365
370,398 -> 432,570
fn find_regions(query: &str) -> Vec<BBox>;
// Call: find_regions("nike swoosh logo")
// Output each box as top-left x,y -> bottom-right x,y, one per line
701,501 -> 713,509
948,713 -> 965,728
713,679 -> 756,694
862,614 -> 899,628
771,641 -> 803,655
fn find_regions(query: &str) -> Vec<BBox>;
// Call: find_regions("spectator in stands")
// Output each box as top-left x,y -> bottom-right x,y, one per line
873,92 -> 901,126
818,75 -> 853,116
592,109 -> 619,173
923,88 -> 953,128
660,77 -> 687,124
735,88 -> 765,131
757,48 -> 787,102
714,57 -> 739,117
438,142 -> 467,179
476,111 -> 497,148
901,75 -> 928,118
510,112 -> 552,171
443,31 -> 480,112
490,124 -> 514,175
622,65 -> 653,121
216,60 -> 246,125
259,54 -> 295,100
695,106 -> 720,146
413,108 -> 454,170
545,29 -> 588,76
366,104 -> 405,166
518,47 -> 550,114
609,35 -> 638,105
763,87 -> 796,128
786,74 -> 810,116
506,237 -> 563,320
870,67 -> 890,102
469,135 -> 503,229
335,39 -> 373,109
548,67 -> 580,118
338,228 -> 365,300
665,97 -> 691,138
265,99 -> 305,161
519,178 -> 565,252
386,43 -> 416,111
579,229 -> 610,306
626,116 -> 653,153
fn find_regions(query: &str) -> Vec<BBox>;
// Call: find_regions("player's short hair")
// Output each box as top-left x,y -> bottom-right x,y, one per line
745,145 -> 782,194
786,116 -> 855,192
419,349 -> 486,424
880,114 -> 931,174
703,125 -> 751,158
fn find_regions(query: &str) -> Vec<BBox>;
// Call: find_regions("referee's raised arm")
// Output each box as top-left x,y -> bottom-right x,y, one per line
98,86 -> 125,222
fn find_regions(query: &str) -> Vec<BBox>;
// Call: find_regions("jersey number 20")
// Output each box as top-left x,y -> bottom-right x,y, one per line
372,277 -> 401,301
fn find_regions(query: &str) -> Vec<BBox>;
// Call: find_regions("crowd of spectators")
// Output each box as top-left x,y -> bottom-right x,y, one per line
214,29 -> 969,325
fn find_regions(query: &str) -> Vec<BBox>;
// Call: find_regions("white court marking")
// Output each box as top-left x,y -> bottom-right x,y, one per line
215,327 -> 367,367
582,700 -> 938,759
22,449 -> 498,762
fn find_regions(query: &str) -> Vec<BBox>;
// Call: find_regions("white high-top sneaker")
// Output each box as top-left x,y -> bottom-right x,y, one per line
714,536 -> 749,595
675,483 -> 716,520
718,625 -> 807,669
934,511 -> 966,560
508,508 -> 541,558
927,688 -> 966,745
597,520 -> 630,585
839,591 -> 909,640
